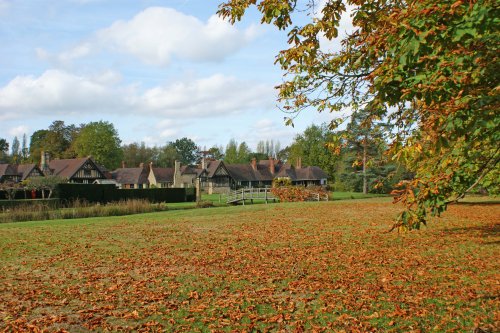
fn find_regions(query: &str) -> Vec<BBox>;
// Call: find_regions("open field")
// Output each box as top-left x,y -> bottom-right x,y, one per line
0,198 -> 498,332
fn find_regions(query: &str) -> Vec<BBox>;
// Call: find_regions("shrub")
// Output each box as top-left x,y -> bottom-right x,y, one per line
196,200 -> 214,208
271,186 -> 329,202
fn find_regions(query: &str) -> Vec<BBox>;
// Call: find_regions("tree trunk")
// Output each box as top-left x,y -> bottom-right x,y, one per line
362,136 -> 367,195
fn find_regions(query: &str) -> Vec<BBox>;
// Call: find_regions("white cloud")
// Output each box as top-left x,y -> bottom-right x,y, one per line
140,74 -> 274,117
0,70 -> 274,120
47,7 -> 258,66
8,125 -> 30,137
241,118 -> 297,149
0,70 -> 129,116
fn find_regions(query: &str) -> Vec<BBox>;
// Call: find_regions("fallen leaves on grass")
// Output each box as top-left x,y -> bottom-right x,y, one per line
0,200 -> 498,332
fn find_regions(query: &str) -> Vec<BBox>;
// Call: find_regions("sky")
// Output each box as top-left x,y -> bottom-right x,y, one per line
0,0 -> 350,152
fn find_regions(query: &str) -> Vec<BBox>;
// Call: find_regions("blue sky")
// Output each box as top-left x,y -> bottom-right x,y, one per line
0,0 -> 344,151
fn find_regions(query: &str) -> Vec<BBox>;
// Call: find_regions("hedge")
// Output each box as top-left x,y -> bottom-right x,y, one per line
56,184 -> 194,204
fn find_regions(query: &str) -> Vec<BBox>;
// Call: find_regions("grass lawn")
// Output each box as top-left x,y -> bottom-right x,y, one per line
0,198 -> 498,332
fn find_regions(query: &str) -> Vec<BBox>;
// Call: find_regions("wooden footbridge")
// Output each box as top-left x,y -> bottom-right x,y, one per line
225,188 -> 329,205
226,188 -> 277,205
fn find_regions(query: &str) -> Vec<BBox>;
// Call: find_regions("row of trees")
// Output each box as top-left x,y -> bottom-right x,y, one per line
1,121 -> 123,170
1,114 -> 411,194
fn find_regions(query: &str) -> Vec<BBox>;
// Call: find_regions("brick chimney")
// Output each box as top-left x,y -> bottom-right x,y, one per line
251,158 -> 257,171
173,160 -> 182,188
269,156 -> 275,175
40,151 -> 50,173
296,157 -> 302,169
201,157 -> 206,170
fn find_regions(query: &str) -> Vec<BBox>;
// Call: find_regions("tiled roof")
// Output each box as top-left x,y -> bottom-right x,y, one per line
152,167 -> 174,183
15,164 -> 41,180
181,165 -> 197,175
112,167 -> 149,185
204,160 -> 224,178
49,158 -> 89,178
276,165 -> 328,181
0,164 -> 17,178
0,163 -> 44,181
226,163 -> 275,182
295,166 -> 328,180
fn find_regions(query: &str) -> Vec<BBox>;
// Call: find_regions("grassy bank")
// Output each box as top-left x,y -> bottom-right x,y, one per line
0,199 -> 498,331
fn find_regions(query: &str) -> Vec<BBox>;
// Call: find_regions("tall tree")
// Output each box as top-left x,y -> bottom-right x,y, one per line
169,138 -> 199,165
224,139 -> 239,164
218,0 -> 499,229
288,124 -> 339,179
155,144 -> 178,168
237,142 -> 252,163
343,109 -> 386,194
0,138 -> 8,161
21,134 -> 28,162
208,146 -> 225,160
72,121 -> 123,169
11,137 -> 20,163
29,121 -> 79,162
122,142 -> 155,167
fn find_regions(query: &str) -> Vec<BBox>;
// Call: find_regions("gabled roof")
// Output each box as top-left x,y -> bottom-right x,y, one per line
204,160 -> 229,178
295,166 -> 328,180
276,165 -> 328,181
180,165 -> 197,175
49,158 -> 103,179
15,164 -> 43,180
226,163 -> 274,182
0,164 -> 17,178
151,167 -> 174,183
112,167 -> 149,185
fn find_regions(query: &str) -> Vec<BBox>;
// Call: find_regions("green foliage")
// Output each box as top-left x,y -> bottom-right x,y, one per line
237,142 -> 252,163
0,138 -> 8,161
169,137 -> 200,165
224,140 -> 252,163
218,0 -> 500,230
208,146 -> 225,160
288,124 -> 339,180
122,142 -> 156,168
72,121 -> 123,170
272,177 -> 292,187
224,139 -> 238,164
29,121 -> 79,162
23,176 -> 68,199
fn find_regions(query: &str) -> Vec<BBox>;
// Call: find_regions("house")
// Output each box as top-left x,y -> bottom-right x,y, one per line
275,164 -> 328,186
148,163 -> 174,188
0,163 -> 44,183
197,157 -> 328,194
173,161 -> 198,188
46,157 -> 107,184
111,163 -> 150,189
0,164 -> 21,183
107,157 -> 328,193
198,160 -> 232,194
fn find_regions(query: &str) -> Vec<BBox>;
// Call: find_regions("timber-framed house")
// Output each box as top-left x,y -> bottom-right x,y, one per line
48,157 -> 106,184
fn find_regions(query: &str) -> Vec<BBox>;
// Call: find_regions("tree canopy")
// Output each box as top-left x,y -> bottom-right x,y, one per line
72,121 -> 123,170
218,0 -> 499,230
168,138 -> 200,165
